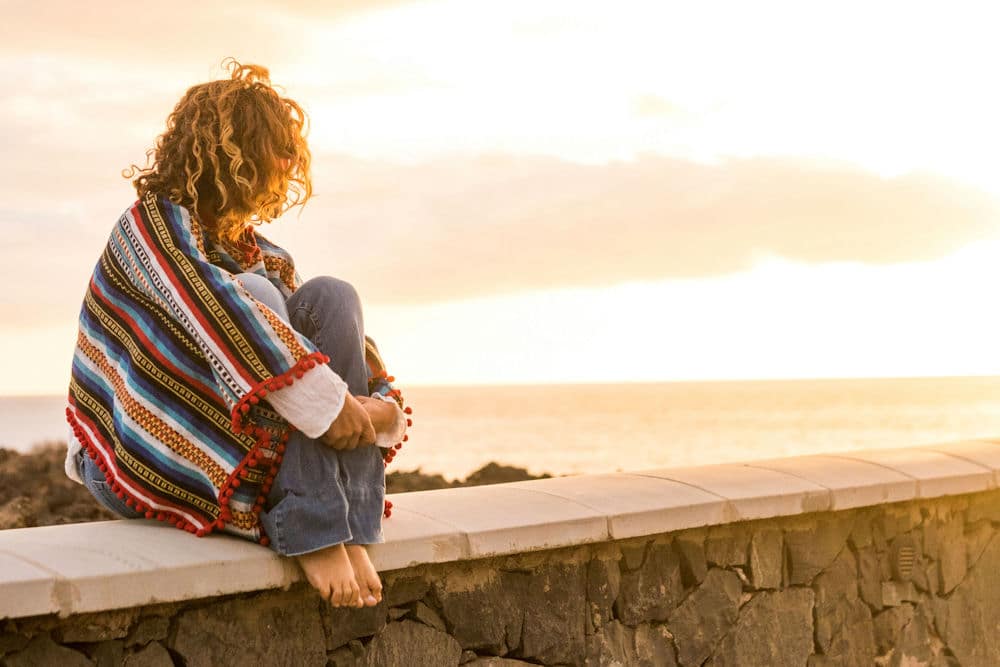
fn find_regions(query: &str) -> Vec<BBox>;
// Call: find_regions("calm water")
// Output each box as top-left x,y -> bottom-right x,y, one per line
6,377 -> 1000,479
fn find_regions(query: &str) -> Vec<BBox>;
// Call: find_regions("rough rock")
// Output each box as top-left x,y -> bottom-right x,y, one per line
813,547 -> 874,665
674,535 -> 707,586
124,641 -> 173,667
434,560 -> 587,665
614,540 -> 684,625
383,573 -> 430,608
584,620 -> 635,667
125,617 -> 170,648
967,494 -> 1000,524
586,556 -> 620,632
936,517 -> 967,595
511,562 -> 588,666
323,599 -> 387,651
939,533 -> 1000,665
169,588 -> 326,667
433,569 -> 521,655
873,605 -> 914,655
0,632 -> 29,656
465,658 -> 540,666
3,634 -> 94,667
891,605 -> 936,666
856,547 -> 883,611
55,609 -> 139,643
816,598 -> 875,665
620,541 -> 649,571
409,600 -> 447,632
87,640 -> 124,667
966,521 -> 994,567
708,588 -> 814,667
666,569 -> 742,666
633,624 -> 677,666
748,527 -> 782,589
327,640 -> 367,667
785,515 -> 853,585
363,620 -> 461,667
705,524 -> 750,567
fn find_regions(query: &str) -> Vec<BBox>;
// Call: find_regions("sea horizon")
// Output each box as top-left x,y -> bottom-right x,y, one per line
5,375 -> 1000,480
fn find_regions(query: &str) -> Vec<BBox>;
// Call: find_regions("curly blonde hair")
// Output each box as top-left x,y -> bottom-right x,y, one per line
125,59 -> 312,242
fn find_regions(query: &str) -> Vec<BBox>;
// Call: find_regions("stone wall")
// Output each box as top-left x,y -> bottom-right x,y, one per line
5,489 -> 1000,666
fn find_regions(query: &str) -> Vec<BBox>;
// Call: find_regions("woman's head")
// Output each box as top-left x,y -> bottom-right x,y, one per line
125,59 -> 312,241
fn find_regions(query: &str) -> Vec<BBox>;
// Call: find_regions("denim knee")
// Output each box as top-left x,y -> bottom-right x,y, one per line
293,276 -> 362,319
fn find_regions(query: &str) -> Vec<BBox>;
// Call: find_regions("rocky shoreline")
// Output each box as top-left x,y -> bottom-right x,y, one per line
0,444 -> 552,531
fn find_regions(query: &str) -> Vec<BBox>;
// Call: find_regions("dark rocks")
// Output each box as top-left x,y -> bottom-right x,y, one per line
4,634 -> 94,667
873,605 -> 914,654
364,620 -> 461,666
939,533 -> 1000,665
705,524 -> 750,568
383,572 -> 430,608
614,539 -> 684,625
813,548 -> 876,664
936,516 -> 967,595
125,617 -> 170,648
434,569 -> 522,655
409,600 -> 447,632
12,482 -> 1000,667
512,562 -> 588,665
169,588 -> 326,667
748,527 -> 782,589
123,641 -> 173,667
708,588 -> 814,666
856,547 -> 883,611
433,559 -> 587,665
674,534 -> 707,587
322,598 -> 387,651
667,569 -> 742,666
585,620 -> 634,666
55,609 -> 139,643
87,640 -> 124,667
633,624 -> 677,666
586,556 -> 620,631
784,515 -> 854,585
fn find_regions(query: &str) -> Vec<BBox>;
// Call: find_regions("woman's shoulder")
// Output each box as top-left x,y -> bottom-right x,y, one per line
117,193 -> 194,229
253,229 -> 295,262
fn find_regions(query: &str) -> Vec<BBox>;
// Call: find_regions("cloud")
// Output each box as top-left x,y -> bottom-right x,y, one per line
0,1 -> 424,68
265,152 -> 1000,305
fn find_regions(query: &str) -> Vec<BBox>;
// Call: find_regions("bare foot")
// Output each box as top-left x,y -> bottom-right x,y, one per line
345,544 -> 383,607
296,544 -> 362,607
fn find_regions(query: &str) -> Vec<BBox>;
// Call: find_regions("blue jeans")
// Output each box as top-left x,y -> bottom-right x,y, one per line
77,274 -> 385,555
75,448 -> 144,519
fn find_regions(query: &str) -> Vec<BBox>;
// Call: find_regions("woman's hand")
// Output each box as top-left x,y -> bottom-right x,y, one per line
319,394 -> 376,450
356,395 -> 402,435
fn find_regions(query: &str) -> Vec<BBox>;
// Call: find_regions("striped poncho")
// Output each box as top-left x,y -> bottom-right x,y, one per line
66,192 -> 401,544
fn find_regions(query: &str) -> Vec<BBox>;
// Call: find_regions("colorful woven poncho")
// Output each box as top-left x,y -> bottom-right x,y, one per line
66,192 -> 404,543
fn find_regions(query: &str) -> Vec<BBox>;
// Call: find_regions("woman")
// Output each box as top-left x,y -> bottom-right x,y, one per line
64,59 -> 409,608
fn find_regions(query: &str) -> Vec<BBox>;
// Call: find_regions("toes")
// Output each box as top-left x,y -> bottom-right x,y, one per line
334,584 -> 352,607
348,582 -> 362,608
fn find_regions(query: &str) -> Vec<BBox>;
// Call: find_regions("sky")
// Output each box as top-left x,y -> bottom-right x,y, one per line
1,0 -> 999,394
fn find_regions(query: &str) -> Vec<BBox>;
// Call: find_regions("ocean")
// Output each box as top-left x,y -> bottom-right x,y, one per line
6,376 -> 1000,480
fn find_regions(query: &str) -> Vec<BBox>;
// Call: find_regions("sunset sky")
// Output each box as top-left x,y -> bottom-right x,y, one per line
2,0 -> 999,395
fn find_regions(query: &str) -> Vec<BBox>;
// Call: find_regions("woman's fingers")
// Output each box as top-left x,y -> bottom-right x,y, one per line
361,420 -> 376,446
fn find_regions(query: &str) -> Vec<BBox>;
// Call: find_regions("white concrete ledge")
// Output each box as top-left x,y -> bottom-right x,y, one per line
2,440 -> 999,620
